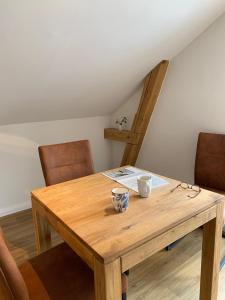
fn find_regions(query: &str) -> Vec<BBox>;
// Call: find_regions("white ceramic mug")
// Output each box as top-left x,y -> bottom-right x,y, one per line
137,176 -> 152,198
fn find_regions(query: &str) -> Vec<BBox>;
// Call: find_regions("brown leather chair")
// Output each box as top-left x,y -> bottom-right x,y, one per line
195,132 -> 225,268
0,227 -> 128,300
195,132 -> 225,194
38,140 -> 128,299
167,132 -> 225,267
166,132 -> 225,268
38,140 -> 94,186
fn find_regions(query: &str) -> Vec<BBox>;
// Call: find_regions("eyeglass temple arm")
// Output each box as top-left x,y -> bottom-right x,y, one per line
170,183 -> 181,192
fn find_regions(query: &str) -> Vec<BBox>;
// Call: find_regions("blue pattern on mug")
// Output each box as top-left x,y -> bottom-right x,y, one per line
112,188 -> 129,212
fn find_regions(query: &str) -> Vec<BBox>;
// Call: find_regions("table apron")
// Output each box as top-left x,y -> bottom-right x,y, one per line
121,205 -> 217,272
32,197 -> 94,270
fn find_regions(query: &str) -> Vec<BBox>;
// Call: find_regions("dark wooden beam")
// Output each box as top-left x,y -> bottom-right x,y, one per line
104,60 -> 169,166
121,60 -> 169,166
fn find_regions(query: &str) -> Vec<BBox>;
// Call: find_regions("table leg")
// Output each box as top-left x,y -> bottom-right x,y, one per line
200,201 -> 224,300
32,203 -> 52,254
94,257 -> 122,300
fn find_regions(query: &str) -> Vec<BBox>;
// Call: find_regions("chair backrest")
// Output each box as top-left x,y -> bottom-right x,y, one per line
195,132 -> 225,191
38,140 -> 94,186
0,228 -> 29,300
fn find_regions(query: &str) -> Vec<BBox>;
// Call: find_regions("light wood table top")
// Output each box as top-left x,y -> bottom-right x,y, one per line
31,168 -> 224,300
32,171 -> 222,262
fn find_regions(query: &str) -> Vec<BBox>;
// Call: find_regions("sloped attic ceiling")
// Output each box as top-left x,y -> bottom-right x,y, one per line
0,0 -> 225,125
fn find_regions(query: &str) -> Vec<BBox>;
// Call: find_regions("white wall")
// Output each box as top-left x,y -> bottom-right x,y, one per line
111,13 -> 225,184
0,116 -> 111,216
1,0 -> 224,125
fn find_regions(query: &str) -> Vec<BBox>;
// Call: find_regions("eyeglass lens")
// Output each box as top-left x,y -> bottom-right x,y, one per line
180,183 -> 200,192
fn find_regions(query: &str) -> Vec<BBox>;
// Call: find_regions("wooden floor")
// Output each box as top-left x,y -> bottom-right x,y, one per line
1,209 -> 225,300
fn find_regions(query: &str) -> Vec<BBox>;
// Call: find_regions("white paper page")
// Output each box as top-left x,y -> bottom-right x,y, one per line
117,173 -> 168,192
102,167 -> 169,192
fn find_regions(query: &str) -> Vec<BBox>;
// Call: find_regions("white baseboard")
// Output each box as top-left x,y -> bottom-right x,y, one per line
0,201 -> 31,217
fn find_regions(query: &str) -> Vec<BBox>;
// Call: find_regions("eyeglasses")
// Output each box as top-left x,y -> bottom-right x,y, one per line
171,182 -> 201,198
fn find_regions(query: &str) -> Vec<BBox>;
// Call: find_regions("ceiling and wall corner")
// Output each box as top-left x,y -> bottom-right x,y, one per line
0,0 -> 225,125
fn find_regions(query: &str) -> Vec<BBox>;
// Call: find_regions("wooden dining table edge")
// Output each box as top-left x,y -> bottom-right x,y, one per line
121,203 -> 218,272
31,171 -> 225,300
32,195 -> 123,300
99,197 -> 224,264
31,195 -> 102,269
31,192 -> 224,264
31,195 -> 224,300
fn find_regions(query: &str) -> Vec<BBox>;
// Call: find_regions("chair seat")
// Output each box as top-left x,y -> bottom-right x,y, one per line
19,243 -> 95,300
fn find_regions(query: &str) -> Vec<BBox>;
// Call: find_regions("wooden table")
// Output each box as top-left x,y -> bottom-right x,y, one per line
31,169 -> 224,300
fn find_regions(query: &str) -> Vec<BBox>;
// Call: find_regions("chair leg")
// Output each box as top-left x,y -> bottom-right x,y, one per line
222,226 -> 225,238
122,271 -> 129,300
122,293 -> 127,300
220,227 -> 225,270
166,244 -> 174,251
220,255 -> 225,270
165,237 -> 186,251
166,240 -> 180,251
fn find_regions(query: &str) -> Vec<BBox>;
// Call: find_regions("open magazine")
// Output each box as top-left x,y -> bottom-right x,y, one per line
102,166 -> 168,192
